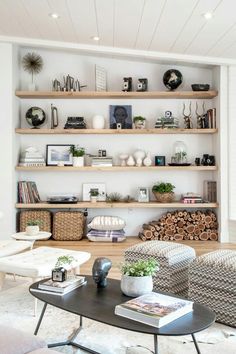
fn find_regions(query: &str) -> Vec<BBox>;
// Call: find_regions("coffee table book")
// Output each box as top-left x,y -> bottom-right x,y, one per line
115,292 -> 193,328
31,276 -> 86,296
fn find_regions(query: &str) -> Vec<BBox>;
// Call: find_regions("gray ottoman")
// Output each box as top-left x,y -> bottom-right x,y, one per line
124,241 -> 196,296
188,250 -> 236,327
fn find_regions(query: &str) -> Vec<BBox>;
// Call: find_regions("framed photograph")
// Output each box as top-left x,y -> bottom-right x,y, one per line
95,65 -> 107,92
109,105 -> 132,129
155,156 -> 166,166
138,187 -> 149,203
82,183 -> 106,201
46,144 -> 73,166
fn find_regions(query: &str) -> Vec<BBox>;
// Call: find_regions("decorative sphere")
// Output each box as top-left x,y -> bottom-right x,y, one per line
163,69 -> 183,90
25,107 -> 46,128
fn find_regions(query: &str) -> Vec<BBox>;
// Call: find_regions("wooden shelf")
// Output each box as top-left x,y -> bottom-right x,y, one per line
15,202 -> 219,209
15,90 -> 218,99
15,165 -> 217,172
15,128 -> 218,135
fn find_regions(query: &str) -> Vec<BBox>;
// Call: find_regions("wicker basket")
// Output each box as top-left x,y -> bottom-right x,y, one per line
153,192 -> 175,203
19,210 -> 52,232
53,211 -> 85,241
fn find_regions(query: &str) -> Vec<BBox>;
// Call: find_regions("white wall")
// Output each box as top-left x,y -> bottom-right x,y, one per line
16,47 -> 218,236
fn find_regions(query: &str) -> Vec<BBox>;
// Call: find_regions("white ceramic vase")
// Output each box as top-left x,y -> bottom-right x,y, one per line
134,150 -> 145,166
143,152 -> 152,167
73,156 -> 84,167
25,225 -> 39,236
126,155 -> 135,166
90,196 -> 98,203
92,115 -> 105,129
119,154 -> 129,166
120,275 -> 153,297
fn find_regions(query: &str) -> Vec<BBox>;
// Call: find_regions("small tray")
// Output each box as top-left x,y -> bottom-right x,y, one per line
168,163 -> 191,166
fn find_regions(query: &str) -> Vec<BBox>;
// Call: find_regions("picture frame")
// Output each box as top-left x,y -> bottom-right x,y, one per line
46,144 -> 73,166
95,65 -> 107,92
109,105 -> 132,129
155,156 -> 166,166
82,183 -> 106,201
138,187 -> 149,203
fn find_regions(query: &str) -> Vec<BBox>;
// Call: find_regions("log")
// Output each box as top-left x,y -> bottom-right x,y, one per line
163,235 -> 170,241
138,232 -> 146,241
165,229 -> 174,237
177,221 -> 184,228
153,231 -> 159,238
143,229 -> 153,239
210,232 -> 218,241
177,227 -> 184,235
199,232 -> 208,241
186,225 -> 194,234
174,234 -> 184,241
189,235 -> 194,240
142,224 -> 156,232
194,236 -> 199,240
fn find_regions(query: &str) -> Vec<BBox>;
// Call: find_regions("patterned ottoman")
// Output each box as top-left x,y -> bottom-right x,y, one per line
124,241 -> 196,296
188,250 -> 236,327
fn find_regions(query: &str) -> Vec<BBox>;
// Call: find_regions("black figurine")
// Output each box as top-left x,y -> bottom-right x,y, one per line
92,257 -> 112,288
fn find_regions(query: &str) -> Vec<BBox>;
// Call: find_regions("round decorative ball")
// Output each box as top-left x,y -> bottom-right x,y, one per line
163,69 -> 183,90
25,107 -> 46,128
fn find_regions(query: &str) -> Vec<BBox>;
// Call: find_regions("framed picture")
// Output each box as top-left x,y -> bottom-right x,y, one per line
82,183 -> 106,201
155,156 -> 166,166
46,144 -> 73,166
138,187 -> 149,202
95,65 -> 107,92
109,105 -> 132,129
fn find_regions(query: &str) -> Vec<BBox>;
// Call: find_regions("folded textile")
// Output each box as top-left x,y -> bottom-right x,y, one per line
88,229 -> 125,237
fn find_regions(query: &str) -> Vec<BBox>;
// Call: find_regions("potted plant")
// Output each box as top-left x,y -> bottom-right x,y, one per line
25,220 -> 41,236
120,259 -> 158,297
69,146 -> 85,167
133,116 -> 146,129
152,182 -> 175,203
89,189 -> 99,203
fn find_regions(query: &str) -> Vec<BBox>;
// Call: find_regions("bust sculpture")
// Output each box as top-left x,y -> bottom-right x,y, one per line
92,257 -> 112,288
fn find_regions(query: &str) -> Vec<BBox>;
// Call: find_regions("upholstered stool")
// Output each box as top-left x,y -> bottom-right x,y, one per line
188,249 -> 236,327
0,240 -> 32,258
124,241 -> 196,296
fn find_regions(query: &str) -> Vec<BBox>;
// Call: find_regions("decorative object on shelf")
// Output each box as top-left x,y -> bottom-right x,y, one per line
22,52 -> 43,91
92,257 -> 112,288
110,105 -> 132,129
106,192 -> 123,202
51,267 -> 67,282
87,229 -> 126,242
181,192 -> 203,204
52,79 -> 61,91
122,77 -> 132,92
64,117 -> 86,129
69,146 -> 85,167
182,102 -> 193,129
133,116 -> 146,129
171,141 -> 188,165
90,155 -> 113,166
206,108 -> 216,128
46,144 -> 73,166
133,149 -> 146,167
136,78 -> 148,92
155,156 -> 166,166
195,157 -> 200,166
95,65 -> 107,92
19,210 -> 51,233
88,215 -> 126,231
143,152 -> 152,167
89,189 -> 99,203
126,155 -> 135,166
191,84 -> 210,91
139,210 -> 218,241
203,181 -> 217,202
83,183 -> 106,201
52,75 -> 87,92
119,154 -> 129,166
52,211 -> 85,240
201,154 -> 215,166
155,110 -> 179,129
51,104 -> 59,129
92,115 -> 105,129
25,107 -> 46,129
25,220 -> 41,236
98,149 -> 107,157
138,187 -> 149,202
120,259 -> 158,297
47,195 -> 78,204
195,102 -> 205,129
163,69 -> 183,91
18,181 -> 41,203
19,146 -> 45,167
152,182 -> 175,203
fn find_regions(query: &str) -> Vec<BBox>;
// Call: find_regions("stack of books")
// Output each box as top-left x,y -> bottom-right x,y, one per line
19,147 -> 45,167
155,117 -> 179,129
203,181 -> 217,202
31,275 -> 87,296
18,181 -> 41,203
206,108 -> 216,129
91,156 -> 113,167
115,292 -> 193,328
181,193 -> 203,204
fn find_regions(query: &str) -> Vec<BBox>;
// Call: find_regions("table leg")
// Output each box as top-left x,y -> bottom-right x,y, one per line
154,334 -> 158,354
34,302 -> 48,335
192,333 -> 201,354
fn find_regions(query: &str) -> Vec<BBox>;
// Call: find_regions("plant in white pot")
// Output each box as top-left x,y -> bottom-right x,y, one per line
25,220 -> 41,236
69,146 -> 85,167
120,259 -> 158,297
89,189 -> 100,203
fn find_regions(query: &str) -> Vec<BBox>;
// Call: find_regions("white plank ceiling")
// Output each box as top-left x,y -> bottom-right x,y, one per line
1,0 -> 236,59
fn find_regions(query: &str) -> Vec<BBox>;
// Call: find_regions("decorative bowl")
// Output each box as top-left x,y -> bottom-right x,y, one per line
153,192 -> 175,203
191,84 -> 210,91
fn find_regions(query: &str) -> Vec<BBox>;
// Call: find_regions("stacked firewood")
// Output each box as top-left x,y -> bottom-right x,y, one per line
139,210 -> 218,241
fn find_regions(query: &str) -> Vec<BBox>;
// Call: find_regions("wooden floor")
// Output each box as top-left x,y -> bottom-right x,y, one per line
35,237 -> 236,280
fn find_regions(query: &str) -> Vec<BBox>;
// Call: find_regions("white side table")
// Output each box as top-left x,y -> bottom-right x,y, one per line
11,232 -> 51,249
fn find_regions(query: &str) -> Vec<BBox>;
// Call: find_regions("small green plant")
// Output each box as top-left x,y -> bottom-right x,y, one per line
26,220 -> 42,226
55,255 -> 76,269
152,182 -> 175,194
133,116 -> 146,123
106,192 -> 123,202
121,259 -> 158,277
89,189 -> 99,197
69,145 -> 85,157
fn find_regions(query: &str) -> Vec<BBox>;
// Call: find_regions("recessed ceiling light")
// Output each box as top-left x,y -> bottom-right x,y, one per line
91,36 -> 100,41
49,13 -> 60,19
203,12 -> 213,20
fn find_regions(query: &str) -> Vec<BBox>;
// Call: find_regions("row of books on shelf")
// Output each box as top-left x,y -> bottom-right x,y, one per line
18,181 -> 41,203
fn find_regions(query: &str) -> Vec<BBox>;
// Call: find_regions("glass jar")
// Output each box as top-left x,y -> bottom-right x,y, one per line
172,141 -> 188,164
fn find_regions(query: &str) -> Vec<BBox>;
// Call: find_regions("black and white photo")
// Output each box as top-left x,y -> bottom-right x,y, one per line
109,105 -> 132,129
46,144 -> 73,166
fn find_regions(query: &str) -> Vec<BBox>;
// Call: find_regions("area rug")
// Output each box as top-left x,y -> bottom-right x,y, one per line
0,277 -> 236,354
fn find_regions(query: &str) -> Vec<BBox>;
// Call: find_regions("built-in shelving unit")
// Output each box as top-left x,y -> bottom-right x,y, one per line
15,90 -> 218,99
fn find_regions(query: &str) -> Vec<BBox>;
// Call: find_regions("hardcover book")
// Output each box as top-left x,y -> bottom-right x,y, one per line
115,292 -> 193,328
38,275 -> 86,293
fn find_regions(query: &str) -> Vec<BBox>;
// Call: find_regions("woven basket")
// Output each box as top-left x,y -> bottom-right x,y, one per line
53,211 -> 85,241
153,192 -> 175,203
19,210 -> 52,232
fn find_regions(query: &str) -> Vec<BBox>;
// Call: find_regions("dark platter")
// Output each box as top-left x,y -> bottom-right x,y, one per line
191,84 -> 210,91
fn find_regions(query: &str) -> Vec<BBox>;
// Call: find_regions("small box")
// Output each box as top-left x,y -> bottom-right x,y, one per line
52,267 -> 67,282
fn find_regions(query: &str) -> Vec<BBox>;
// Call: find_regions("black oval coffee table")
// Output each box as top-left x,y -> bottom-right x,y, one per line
30,276 -> 215,354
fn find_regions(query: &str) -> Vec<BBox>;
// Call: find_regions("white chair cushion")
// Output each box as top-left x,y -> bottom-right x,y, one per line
0,240 -> 32,258
0,246 -> 91,277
